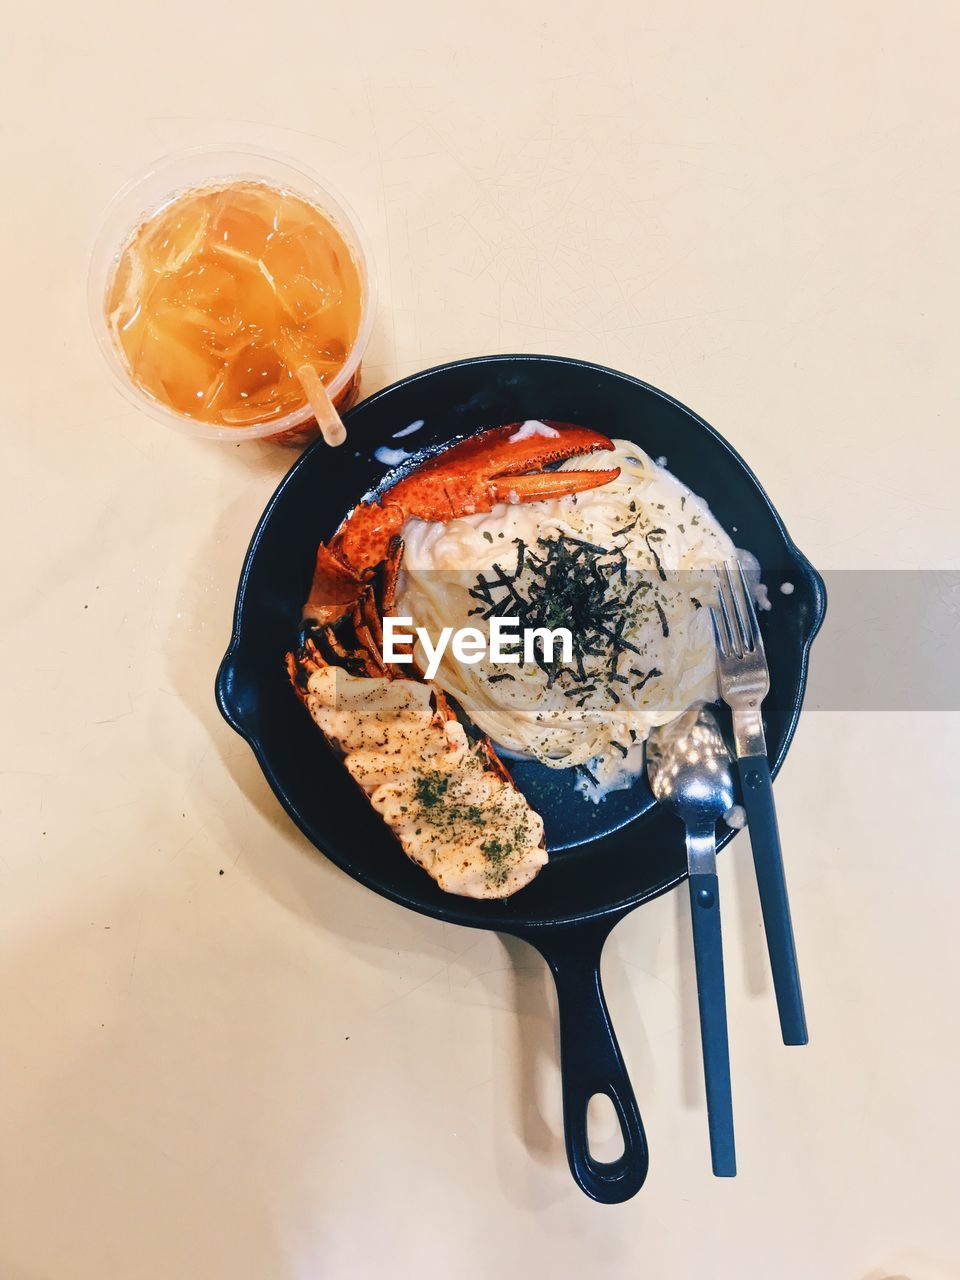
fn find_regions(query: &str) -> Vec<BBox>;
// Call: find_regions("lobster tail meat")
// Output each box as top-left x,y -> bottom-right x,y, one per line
287,640 -> 547,898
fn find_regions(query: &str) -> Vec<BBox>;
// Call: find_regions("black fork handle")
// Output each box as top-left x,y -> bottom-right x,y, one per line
738,754 -> 808,1045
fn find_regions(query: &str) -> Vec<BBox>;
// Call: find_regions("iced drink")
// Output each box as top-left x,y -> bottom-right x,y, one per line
105,180 -> 365,438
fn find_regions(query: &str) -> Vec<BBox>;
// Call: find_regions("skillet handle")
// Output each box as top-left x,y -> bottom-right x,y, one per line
529,917 -> 649,1202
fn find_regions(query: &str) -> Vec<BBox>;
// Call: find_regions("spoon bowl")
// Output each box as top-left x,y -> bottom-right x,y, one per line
647,704 -> 735,838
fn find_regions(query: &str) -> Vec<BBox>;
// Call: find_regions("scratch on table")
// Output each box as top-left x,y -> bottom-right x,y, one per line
127,899 -> 146,996
376,964 -> 448,1012
619,956 -> 679,998
93,710 -> 134,725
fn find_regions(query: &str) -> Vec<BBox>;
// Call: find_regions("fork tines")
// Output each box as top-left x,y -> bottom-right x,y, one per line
710,561 -> 763,661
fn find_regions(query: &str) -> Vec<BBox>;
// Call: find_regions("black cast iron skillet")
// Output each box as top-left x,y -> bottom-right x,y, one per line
216,354 -> 826,1203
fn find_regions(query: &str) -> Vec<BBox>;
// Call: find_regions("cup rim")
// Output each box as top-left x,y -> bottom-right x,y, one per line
87,144 -> 378,441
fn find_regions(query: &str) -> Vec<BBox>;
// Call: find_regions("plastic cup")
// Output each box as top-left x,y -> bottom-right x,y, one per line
88,146 -> 377,445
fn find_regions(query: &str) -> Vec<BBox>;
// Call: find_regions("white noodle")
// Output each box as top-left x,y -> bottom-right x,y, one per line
398,440 -> 747,800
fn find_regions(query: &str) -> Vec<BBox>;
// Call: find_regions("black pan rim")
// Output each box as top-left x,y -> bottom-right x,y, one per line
216,353 -> 826,931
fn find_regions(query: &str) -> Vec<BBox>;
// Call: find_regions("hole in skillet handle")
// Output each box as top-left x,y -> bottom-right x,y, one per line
587,1092 -> 626,1162
523,914 -> 649,1203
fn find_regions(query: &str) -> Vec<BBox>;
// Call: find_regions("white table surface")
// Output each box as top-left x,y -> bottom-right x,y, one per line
2,2 -> 959,1277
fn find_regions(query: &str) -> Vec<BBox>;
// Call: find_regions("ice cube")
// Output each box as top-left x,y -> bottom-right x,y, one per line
260,230 -> 342,324
138,194 -> 209,275
135,316 -> 221,416
208,185 -> 274,262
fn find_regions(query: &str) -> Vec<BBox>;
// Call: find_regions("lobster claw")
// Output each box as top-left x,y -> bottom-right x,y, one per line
334,421 -> 620,571
426,421 -> 621,508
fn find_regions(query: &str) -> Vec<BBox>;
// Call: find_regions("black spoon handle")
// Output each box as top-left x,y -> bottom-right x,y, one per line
688,871 -> 736,1176
528,917 -> 649,1203
737,754 -> 808,1045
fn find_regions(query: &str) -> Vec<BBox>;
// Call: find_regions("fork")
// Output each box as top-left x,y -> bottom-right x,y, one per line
710,561 -> 808,1047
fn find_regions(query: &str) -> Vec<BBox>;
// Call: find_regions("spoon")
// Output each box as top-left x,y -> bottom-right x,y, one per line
647,704 -> 737,1177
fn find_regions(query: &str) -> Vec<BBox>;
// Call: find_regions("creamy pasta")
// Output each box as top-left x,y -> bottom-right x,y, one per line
397,439 -> 744,800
